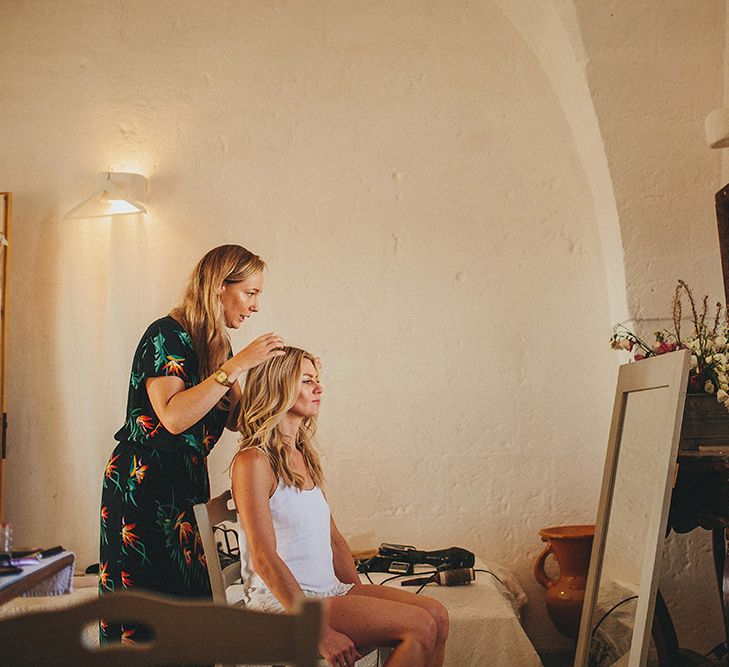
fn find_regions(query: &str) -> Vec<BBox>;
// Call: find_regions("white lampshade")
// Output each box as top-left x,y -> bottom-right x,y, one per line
705,108 -> 729,149
65,172 -> 147,219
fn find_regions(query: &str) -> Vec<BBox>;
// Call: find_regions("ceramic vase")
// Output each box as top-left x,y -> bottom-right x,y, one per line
533,524 -> 595,640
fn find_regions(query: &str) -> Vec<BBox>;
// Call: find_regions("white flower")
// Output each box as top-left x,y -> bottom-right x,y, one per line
721,384 -> 729,392
705,380 -> 716,394
715,353 -> 727,364
691,355 -> 699,368
718,389 -> 729,403
716,336 -> 725,348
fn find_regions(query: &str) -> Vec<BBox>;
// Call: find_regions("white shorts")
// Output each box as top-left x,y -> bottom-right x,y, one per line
246,581 -> 355,613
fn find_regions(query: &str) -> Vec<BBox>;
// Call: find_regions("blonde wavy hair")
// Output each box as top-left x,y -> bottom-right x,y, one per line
237,347 -> 324,489
171,245 -> 265,382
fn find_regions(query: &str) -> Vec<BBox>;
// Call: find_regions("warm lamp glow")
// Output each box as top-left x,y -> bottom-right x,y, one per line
65,172 -> 147,219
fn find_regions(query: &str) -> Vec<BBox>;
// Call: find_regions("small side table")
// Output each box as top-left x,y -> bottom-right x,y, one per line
668,451 -> 729,655
0,551 -> 75,605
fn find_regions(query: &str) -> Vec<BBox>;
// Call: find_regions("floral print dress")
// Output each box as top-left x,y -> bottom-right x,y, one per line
99,316 -> 229,644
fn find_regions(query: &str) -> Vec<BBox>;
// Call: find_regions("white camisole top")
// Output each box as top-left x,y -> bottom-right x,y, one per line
237,479 -> 343,597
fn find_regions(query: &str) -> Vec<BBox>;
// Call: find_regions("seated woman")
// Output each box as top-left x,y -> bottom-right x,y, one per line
231,347 -> 449,667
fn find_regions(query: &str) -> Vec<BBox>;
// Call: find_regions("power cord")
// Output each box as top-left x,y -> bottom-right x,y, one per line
399,568 -> 504,595
380,570 -> 435,586
474,568 -> 505,588
590,595 -> 639,638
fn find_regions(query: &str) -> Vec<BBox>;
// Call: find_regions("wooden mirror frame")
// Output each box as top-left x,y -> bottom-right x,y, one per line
0,193 -> 10,521
574,350 -> 689,667
715,183 -> 729,306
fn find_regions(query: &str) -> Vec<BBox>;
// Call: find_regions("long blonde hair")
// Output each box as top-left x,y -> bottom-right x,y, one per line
237,347 -> 324,489
171,245 -> 265,381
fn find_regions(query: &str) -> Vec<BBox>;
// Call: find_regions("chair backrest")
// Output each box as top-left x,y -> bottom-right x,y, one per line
0,589 -> 322,667
194,489 -> 241,604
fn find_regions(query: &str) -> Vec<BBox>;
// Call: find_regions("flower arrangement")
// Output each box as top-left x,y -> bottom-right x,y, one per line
610,280 -> 729,411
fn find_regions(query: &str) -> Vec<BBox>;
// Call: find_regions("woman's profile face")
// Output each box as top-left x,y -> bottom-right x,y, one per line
289,358 -> 322,419
220,271 -> 264,328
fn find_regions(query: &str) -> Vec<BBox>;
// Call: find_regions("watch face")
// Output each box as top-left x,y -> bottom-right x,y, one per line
216,370 -> 229,385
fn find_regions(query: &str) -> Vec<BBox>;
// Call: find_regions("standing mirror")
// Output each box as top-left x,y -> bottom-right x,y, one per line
575,350 -> 689,667
0,192 -> 9,521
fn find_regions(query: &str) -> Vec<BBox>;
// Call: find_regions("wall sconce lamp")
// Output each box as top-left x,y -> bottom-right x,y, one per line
65,172 -> 148,219
705,109 -> 729,149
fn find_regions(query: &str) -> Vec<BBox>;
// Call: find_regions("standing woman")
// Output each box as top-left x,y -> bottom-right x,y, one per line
99,244 -> 285,644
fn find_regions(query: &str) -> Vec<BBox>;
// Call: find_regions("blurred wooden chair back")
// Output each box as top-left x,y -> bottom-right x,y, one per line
0,589 -> 321,666
194,489 -> 241,604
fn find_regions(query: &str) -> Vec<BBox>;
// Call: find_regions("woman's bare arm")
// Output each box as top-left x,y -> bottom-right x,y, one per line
225,380 -> 242,430
330,516 -> 360,585
231,449 -> 305,613
147,332 -> 284,434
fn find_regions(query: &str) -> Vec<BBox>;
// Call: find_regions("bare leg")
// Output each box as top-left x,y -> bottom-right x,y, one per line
346,584 -> 449,667
327,593 -> 440,667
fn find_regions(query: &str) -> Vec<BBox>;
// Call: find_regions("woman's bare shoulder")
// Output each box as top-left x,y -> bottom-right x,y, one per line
232,447 -> 268,470
231,448 -> 276,488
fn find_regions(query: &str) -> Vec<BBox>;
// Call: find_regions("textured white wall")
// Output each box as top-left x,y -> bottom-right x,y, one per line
1,0 -> 724,655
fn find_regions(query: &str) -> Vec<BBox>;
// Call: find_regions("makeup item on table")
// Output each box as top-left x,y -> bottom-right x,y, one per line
10,550 -> 43,566
11,549 -> 41,558
37,546 -> 64,560
10,546 -> 64,566
0,553 -> 21,577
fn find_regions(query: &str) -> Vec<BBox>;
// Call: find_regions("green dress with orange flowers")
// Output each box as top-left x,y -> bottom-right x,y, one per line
99,315 -> 229,644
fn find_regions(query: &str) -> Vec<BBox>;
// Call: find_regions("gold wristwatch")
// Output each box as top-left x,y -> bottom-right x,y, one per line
213,369 -> 234,388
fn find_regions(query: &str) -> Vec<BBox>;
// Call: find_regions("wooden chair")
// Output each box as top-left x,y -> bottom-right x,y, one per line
193,489 -> 241,604
0,589 -> 321,666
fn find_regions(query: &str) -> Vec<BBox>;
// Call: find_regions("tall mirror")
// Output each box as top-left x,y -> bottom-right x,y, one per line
0,192 -> 9,521
575,350 -> 689,667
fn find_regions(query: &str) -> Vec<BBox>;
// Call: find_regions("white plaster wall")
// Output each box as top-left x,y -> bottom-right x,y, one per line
0,0 -> 659,653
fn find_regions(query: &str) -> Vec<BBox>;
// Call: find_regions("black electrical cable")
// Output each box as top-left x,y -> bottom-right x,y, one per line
590,595 -> 639,638
379,570 -> 435,586
410,568 -> 499,595
369,565 -> 497,594
415,580 -> 430,594
474,568 -> 504,587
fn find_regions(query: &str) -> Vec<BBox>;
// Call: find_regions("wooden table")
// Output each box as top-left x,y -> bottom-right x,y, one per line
667,451 -> 729,657
0,552 -> 75,605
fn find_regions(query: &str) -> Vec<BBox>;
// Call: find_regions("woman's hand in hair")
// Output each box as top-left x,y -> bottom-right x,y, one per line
319,623 -> 362,667
227,332 -> 286,375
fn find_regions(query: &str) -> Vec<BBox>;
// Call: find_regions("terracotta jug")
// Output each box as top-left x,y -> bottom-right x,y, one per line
533,524 -> 595,640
